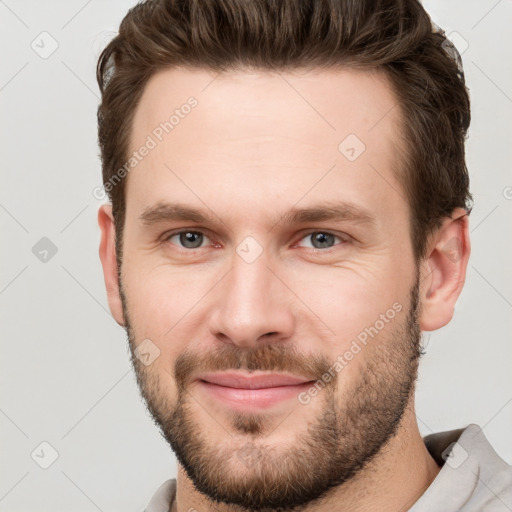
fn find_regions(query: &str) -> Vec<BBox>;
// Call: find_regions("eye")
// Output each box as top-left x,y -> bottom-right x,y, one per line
163,230 -> 211,249
296,231 -> 349,250
161,229 -> 349,252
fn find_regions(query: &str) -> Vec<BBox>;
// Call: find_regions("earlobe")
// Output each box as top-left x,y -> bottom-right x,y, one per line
98,204 -> 125,327
418,208 -> 471,332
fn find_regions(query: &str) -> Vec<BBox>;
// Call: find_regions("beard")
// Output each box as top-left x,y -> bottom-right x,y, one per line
119,266 -> 423,512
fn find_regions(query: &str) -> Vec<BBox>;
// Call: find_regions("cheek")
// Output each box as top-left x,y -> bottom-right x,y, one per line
122,265 -> 213,348
288,263 -> 402,340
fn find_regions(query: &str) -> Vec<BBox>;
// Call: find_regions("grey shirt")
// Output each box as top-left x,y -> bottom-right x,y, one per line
143,424 -> 512,512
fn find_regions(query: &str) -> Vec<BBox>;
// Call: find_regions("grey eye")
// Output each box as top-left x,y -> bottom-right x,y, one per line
168,231 -> 207,249
300,232 -> 339,249
181,231 -> 204,248
311,232 -> 335,249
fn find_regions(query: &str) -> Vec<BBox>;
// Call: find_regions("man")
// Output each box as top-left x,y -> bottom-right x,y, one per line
96,0 -> 512,511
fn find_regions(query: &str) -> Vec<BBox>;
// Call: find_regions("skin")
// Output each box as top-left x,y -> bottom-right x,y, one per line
98,66 -> 470,512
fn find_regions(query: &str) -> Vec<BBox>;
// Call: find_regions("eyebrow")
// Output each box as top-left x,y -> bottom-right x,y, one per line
138,200 -> 377,229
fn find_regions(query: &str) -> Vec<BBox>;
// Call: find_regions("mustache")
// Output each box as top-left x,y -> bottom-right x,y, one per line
172,343 -> 332,392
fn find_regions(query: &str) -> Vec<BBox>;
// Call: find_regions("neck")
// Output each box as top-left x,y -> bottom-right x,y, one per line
172,403 -> 441,512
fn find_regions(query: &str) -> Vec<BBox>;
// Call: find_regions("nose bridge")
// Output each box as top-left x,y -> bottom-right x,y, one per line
209,243 -> 294,346
231,249 -> 274,308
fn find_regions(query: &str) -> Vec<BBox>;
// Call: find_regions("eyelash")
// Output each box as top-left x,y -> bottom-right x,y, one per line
161,229 -> 350,252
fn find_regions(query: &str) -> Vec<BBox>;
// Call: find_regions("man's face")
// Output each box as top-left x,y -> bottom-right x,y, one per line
118,67 -> 423,510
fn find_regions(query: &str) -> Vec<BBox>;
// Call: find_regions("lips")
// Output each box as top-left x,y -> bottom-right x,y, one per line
196,372 -> 314,389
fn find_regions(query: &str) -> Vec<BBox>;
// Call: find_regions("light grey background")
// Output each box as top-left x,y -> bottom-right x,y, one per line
1,0 -> 511,510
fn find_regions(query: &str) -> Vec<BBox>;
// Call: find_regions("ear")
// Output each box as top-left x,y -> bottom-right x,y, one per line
418,207 -> 471,332
98,204 -> 125,326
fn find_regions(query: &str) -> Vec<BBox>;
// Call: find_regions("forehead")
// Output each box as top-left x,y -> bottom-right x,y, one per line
126,65 -> 406,227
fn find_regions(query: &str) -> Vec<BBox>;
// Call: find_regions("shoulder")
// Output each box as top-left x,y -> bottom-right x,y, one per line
410,424 -> 511,512
142,478 -> 177,512
442,424 -> 512,511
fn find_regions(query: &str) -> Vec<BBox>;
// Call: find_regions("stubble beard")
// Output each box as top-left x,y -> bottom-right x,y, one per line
120,268 -> 423,512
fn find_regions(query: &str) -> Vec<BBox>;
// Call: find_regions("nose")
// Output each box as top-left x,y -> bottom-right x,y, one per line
208,248 -> 296,348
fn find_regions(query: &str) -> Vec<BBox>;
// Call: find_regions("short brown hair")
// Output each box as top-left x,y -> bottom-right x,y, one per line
97,0 -> 473,267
